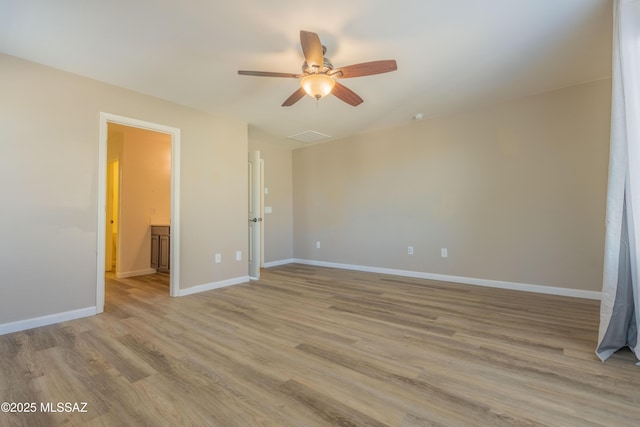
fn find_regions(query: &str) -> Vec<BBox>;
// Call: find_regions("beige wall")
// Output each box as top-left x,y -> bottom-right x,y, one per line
248,128 -> 296,263
109,125 -> 171,276
293,79 -> 611,292
0,53 -> 248,324
0,49 -> 611,328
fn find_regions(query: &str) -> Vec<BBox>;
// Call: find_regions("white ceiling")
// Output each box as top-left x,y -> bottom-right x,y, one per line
0,0 -> 612,142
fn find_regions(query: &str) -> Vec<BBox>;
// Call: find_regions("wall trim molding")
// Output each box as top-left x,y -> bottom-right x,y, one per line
178,276 -> 250,297
1,260 -> 599,336
0,274 -> 250,334
115,268 -> 157,279
290,259 -> 602,300
0,307 -> 97,336
264,259 -> 296,268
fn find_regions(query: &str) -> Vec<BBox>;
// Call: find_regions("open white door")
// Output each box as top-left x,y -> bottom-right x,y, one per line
248,151 -> 262,279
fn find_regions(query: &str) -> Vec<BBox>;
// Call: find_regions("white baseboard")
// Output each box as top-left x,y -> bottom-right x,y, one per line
179,276 -> 250,297
291,259 -> 602,300
264,258 -> 296,268
116,268 -> 157,279
0,306 -> 97,336
1,260 -> 598,336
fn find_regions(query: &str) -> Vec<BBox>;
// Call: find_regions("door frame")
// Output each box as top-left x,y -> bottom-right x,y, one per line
260,157 -> 265,269
96,113 -> 181,313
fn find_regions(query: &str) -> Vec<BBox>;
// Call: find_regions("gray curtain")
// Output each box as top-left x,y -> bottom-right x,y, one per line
597,201 -> 637,361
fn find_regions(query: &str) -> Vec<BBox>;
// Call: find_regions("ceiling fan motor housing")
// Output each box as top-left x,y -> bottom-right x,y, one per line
302,56 -> 334,75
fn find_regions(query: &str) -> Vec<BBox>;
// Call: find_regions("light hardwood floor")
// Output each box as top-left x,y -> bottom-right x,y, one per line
1,264 -> 639,426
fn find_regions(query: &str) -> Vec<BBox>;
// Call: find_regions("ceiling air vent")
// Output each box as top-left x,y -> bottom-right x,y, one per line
288,130 -> 332,143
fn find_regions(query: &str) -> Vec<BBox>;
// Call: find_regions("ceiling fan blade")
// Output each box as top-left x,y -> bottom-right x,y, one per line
300,30 -> 324,68
238,70 -> 301,78
332,60 -> 398,79
332,82 -> 363,106
282,87 -> 307,106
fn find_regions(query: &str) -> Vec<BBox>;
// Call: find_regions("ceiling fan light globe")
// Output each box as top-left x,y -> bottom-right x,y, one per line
301,74 -> 335,100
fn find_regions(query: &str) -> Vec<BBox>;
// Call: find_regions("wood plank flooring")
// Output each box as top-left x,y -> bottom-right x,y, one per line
1,264 -> 639,426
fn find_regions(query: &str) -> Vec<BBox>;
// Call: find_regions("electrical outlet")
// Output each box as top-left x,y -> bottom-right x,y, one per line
441,248 -> 448,258
235,250 -> 242,261
215,253 -> 222,263
408,246 -> 414,255
316,241 -> 321,249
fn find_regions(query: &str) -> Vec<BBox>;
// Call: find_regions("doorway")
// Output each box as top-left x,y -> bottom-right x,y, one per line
97,113 -> 181,314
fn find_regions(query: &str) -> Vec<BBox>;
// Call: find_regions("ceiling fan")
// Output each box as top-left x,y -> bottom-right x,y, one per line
238,30 -> 397,107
